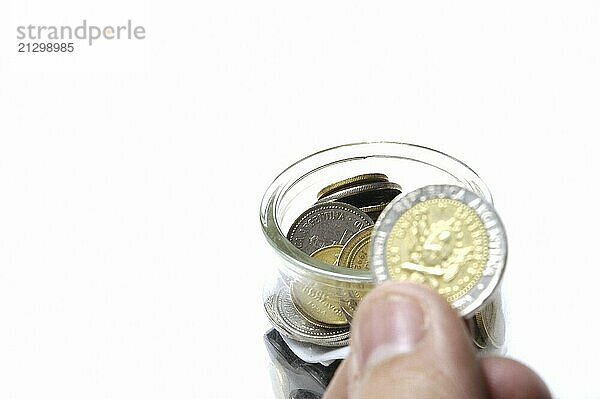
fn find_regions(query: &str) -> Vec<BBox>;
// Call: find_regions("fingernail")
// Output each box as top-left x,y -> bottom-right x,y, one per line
356,293 -> 426,371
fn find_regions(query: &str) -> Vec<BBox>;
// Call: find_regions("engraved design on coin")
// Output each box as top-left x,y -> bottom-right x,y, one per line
371,185 -> 507,317
338,226 -> 373,270
263,288 -> 350,347
386,198 -> 489,301
337,226 -> 374,321
287,203 -> 373,255
290,281 -> 348,327
274,286 -> 350,346
310,245 -> 343,265
289,245 -> 347,327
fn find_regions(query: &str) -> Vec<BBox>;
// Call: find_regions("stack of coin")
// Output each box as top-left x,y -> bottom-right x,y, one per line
264,174 -> 402,347
467,297 -> 506,352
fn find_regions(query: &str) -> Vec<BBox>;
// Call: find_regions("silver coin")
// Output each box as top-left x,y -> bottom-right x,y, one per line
265,286 -> 350,347
370,184 -> 507,318
287,202 -> 373,255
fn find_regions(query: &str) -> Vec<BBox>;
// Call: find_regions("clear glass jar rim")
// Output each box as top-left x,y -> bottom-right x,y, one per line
260,141 -> 492,284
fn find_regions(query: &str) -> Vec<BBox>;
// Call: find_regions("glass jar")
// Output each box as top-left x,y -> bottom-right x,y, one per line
260,142 -> 505,397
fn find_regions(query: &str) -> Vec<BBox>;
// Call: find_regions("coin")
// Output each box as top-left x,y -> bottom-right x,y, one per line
290,281 -> 348,327
336,226 -> 373,321
360,203 -> 389,222
370,185 -> 507,317
338,226 -> 373,270
310,245 -> 343,265
287,203 -> 373,255
468,314 -> 488,350
468,297 -> 506,351
289,246 -> 346,327
317,173 -> 389,200
264,286 -> 350,347
479,299 -> 505,349
317,181 -> 402,210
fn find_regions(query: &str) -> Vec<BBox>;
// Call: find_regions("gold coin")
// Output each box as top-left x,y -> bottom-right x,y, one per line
290,282 -> 348,327
338,226 -> 373,321
310,245 -> 343,265
472,317 -> 488,350
317,173 -> 388,200
289,245 -> 347,327
371,185 -> 507,317
338,226 -> 373,270
385,198 -> 489,303
359,203 -> 388,214
479,300 -> 505,348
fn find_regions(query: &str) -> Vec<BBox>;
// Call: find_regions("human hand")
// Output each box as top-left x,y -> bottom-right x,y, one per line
323,282 -> 551,399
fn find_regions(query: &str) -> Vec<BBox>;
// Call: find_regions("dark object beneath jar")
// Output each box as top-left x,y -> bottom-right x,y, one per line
289,389 -> 322,399
264,328 -> 341,397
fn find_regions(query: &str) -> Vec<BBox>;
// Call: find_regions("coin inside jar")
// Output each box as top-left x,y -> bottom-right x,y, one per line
310,245 -> 343,266
290,281 -> 348,327
370,184 -> 507,317
290,245 -> 348,328
338,226 -> 373,270
273,286 -> 350,346
317,181 -> 402,211
289,245 -> 348,327
336,226 -> 374,321
287,203 -> 373,256
317,173 -> 389,200
285,203 -> 372,330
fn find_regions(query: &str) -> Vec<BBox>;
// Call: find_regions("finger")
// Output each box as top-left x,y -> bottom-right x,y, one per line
347,281 -> 490,399
481,357 -> 552,399
322,360 -> 349,399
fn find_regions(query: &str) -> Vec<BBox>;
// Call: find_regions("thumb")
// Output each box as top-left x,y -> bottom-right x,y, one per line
345,281 -> 490,399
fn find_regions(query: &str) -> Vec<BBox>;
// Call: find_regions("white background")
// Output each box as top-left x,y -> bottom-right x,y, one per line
1,1 -> 599,398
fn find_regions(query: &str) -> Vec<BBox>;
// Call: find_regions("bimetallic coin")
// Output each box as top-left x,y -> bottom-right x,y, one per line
371,185 -> 507,318
290,281 -> 348,327
317,173 -> 389,200
287,203 -> 373,255
265,286 -> 350,347
317,181 -> 402,210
